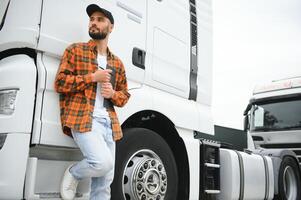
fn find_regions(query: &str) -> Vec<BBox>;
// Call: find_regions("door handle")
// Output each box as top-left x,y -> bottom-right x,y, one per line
132,47 -> 146,70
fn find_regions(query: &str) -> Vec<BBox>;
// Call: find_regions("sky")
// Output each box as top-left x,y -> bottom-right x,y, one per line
212,0 -> 301,130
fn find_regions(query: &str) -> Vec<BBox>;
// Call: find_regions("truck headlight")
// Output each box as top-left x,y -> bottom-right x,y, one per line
0,89 -> 18,115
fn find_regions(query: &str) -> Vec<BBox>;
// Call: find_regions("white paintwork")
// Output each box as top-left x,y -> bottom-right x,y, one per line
24,158 -> 90,200
176,127 -> 200,200
196,103 -> 214,135
247,131 -> 255,150
219,149 -> 274,200
0,55 -> 36,134
218,149 -> 240,200
252,76 -> 301,104
252,130 -> 301,144
0,0 -> 41,51
253,76 -> 301,95
0,0 -> 10,21
31,53 -> 47,144
0,133 -> 30,199
196,0 -> 213,106
152,87 -> 200,132
146,0 -> 190,99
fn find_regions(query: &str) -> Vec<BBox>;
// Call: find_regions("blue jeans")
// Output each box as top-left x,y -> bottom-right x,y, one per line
69,117 -> 115,200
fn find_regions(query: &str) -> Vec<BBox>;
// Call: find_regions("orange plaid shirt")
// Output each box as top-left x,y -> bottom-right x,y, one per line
55,39 -> 130,141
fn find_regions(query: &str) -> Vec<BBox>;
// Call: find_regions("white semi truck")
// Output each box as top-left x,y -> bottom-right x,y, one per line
244,77 -> 301,199
0,0 -> 300,199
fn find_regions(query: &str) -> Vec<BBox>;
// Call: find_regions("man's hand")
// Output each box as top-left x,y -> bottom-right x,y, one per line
101,82 -> 115,99
92,69 -> 112,83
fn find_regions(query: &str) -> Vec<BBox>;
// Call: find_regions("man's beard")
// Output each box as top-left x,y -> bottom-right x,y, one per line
89,27 -> 109,40
89,31 -> 107,40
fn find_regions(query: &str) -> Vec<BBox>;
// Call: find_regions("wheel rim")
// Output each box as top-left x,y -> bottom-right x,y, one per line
283,166 -> 298,200
122,149 -> 168,200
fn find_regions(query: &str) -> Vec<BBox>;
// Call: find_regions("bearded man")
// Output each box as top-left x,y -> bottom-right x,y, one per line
54,4 -> 130,200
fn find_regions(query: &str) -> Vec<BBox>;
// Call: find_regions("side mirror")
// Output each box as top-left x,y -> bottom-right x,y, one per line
244,114 -> 249,132
243,103 -> 252,131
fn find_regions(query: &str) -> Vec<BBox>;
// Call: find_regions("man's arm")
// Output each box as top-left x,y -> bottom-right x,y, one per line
54,46 -> 93,93
110,61 -> 130,107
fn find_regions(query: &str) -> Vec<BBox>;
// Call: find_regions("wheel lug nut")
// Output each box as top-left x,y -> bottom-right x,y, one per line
156,195 -> 161,200
162,174 -> 166,180
138,172 -> 143,178
143,162 -> 148,169
158,164 -> 162,171
151,160 -> 156,166
137,184 -> 142,191
161,186 -> 165,192
141,194 -> 146,200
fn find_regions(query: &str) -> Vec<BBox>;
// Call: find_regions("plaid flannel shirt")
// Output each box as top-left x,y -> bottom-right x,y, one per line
55,39 -> 130,141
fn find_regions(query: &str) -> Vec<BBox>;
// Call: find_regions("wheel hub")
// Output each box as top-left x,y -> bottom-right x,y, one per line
122,150 -> 167,200
144,169 -> 160,194
283,166 -> 298,200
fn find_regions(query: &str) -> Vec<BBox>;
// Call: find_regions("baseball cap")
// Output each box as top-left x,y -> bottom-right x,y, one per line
86,4 -> 114,24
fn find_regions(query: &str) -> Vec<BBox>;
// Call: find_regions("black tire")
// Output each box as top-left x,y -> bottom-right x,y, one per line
274,156 -> 301,200
111,128 -> 178,200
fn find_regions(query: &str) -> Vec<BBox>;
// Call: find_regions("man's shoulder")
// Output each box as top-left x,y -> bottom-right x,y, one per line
65,42 -> 90,52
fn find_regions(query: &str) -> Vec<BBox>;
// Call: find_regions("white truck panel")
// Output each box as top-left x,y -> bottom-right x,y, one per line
252,130 -> 301,145
0,133 -> 30,199
145,0 -> 190,99
0,55 -> 36,133
152,87 -> 200,132
24,158 -> 90,200
0,0 -> 41,51
219,149 -> 240,200
219,149 -> 274,200
196,0 -> 213,106
176,127 -> 200,200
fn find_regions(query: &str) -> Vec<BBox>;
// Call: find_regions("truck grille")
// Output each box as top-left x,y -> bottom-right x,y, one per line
260,143 -> 301,166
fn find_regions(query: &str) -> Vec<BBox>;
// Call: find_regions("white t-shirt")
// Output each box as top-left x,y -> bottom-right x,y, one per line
92,54 -> 109,118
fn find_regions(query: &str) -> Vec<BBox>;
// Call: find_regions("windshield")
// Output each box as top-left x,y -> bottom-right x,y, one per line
251,98 -> 301,132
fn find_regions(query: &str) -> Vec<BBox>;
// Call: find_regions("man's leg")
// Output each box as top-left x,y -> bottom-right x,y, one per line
89,117 -> 115,200
61,117 -> 114,200
69,118 -> 114,180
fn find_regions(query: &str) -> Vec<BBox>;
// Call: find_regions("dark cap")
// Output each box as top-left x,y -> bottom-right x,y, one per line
86,4 -> 114,24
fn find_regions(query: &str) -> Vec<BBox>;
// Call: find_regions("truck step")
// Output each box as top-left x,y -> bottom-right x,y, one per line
205,190 -> 221,194
204,163 -> 220,168
37,192 -> 83,199
199,138 -> 221,199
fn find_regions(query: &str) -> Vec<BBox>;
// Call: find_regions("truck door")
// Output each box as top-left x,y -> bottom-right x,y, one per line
34,0 -> 147,147
146,0 -> 191,98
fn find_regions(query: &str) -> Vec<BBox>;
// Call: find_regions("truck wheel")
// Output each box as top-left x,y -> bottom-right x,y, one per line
275,156 -> 301,200
111,128 -> 178,200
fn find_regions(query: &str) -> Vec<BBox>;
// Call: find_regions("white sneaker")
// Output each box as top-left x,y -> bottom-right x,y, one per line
60,164 -> 79,200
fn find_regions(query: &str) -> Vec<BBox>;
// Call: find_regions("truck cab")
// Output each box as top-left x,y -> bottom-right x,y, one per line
244,76 -> 301,199
246,77 -> 301,166
0,0 -> 212,199
0,0 -> 300,200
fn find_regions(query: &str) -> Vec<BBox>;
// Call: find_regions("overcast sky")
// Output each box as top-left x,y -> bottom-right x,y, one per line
212,0 -> 301,129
